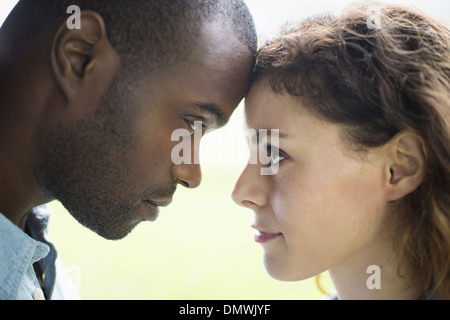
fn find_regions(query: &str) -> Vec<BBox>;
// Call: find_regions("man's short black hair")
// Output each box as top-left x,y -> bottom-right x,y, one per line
1,0 -> 257,70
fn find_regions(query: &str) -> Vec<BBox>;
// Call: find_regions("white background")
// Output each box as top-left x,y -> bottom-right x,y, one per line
2,1 -> 450,29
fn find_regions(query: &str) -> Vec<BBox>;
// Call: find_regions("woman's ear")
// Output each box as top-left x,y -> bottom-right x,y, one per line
384,130 -> 428,201
50,10 -> 115,101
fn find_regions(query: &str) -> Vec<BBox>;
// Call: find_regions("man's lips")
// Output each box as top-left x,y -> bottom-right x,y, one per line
141,198 -> 172,222
147,198 -> 172,207
141,200 -> 158,219
252,226 -> 282,244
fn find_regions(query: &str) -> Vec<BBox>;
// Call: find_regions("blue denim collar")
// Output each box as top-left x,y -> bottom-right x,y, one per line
0,207 -> 50,299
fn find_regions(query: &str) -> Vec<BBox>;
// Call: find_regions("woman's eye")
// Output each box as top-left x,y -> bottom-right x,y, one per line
266,144 -> 287,166
270,152 -> 286,165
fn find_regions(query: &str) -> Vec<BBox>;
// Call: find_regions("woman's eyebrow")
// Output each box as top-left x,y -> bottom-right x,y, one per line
257,130 -> 290,139
192,102 -> 228,128
248,129 -> 290,144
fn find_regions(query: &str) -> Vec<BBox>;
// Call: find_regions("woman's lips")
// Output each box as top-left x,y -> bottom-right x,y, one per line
252,226 -> 282,243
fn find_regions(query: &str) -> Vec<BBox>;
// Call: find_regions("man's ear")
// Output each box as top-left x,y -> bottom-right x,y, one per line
50,11 -> 115,101
384,130 -> 428,201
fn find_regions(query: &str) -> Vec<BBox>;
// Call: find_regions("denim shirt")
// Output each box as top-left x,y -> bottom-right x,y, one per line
0,205 -> 81,300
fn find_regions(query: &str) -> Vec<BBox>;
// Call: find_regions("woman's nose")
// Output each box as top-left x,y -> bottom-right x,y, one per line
231,163 -> 268,210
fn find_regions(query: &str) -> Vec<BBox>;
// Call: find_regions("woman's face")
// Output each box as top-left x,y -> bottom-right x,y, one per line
232,81 -> 392,281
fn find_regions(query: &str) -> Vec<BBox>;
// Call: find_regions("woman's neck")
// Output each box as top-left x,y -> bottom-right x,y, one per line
328,233 -> 424,300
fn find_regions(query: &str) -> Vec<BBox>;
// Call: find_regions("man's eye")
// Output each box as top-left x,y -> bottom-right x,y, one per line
185,120 -> 205,135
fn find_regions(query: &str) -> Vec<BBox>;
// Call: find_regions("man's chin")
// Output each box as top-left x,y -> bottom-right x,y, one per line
92,225 -> 136,240
65,205 -> 141,241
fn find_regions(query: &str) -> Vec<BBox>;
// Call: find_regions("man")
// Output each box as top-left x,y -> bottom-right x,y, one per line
0,0 -> 256,299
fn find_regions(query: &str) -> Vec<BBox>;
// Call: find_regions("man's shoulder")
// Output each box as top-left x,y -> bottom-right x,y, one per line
0,210 -> 49,299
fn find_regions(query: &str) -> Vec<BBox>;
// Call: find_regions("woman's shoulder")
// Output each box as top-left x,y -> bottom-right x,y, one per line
321,289 -> 338,300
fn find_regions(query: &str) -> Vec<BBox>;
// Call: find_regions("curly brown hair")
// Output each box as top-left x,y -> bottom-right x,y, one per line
253,2 -> 450,299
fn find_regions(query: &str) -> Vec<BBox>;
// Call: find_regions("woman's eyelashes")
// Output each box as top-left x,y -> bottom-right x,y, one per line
266,144 -> 288,166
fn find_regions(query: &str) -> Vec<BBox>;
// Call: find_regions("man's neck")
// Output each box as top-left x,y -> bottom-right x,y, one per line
0,156 -> 47,227
0,46 -> 54,227
0,104 -> 49,227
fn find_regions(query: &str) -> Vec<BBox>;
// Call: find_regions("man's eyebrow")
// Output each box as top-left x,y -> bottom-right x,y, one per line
192,102 -> 228,127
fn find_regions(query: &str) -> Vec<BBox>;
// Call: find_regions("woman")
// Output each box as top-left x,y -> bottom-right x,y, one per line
232,2 -> 450,299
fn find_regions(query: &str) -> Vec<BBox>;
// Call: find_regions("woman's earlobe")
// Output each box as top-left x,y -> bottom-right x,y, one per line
389,153 -> 420,185
386,131 -> 427,201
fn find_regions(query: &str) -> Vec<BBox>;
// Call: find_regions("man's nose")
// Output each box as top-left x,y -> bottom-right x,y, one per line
171,163 -> 202,189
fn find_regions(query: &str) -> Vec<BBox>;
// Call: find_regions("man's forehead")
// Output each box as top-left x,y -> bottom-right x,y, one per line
192,20 -> 253,66
137,20 -> 253,121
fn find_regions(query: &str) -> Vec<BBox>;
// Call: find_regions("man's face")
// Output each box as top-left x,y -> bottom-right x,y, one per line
37,21 -> 253,240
